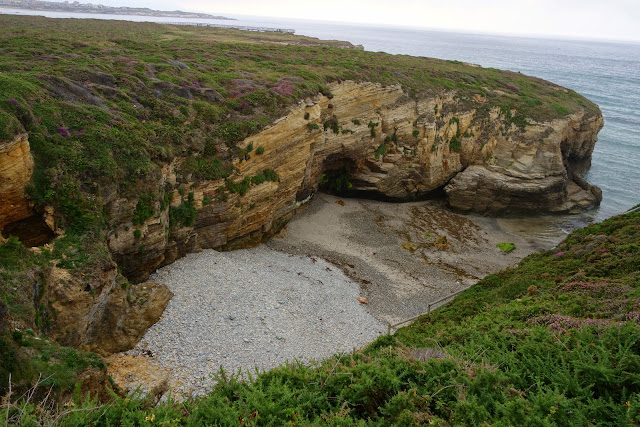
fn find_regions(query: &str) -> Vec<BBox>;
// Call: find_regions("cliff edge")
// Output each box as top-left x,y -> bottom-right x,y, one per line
0,15 -> 602,360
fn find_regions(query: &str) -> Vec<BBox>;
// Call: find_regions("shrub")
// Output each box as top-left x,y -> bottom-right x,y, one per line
412,129 -> 420,138
323,115 -> 339,134
368,121 -> 378,137
255,146 -> 265,155
304,112 -> 310,120
319,169 -> 352,192
352,119 -> 361,125
251,173 -> 266,185
133,229 -> 142,239
497,242 -> 515,253
449,136 -> 461,153
184,157 -> 233,181
225,177 -> 252,195
307,123 -> 319,131
132,194 -> 155,226
264,169 -> 279,182
375,143 -> 388,159
169,192 -> 196,228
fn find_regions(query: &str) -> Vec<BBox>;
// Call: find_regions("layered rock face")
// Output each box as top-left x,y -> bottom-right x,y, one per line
104,81 -> 603,282
45,260 -> 172,356
0,134 -> 34,230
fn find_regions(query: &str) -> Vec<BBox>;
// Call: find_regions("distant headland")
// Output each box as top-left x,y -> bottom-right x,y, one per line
0,0 -> 234,19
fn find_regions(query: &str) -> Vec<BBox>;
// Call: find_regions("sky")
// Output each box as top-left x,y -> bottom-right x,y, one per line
49,0 -> 640,42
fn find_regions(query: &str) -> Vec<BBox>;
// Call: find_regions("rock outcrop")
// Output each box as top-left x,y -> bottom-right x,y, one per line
0,133 -> 34,230
45,260 -> 172,356
103,81 -> 603,282
0,80 -> 603,358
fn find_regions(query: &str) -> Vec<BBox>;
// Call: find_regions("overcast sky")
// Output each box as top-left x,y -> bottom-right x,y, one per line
56,0 -> 640,41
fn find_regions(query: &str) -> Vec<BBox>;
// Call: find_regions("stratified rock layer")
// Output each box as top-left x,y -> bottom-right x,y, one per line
0,133 -> 34,231
45,261 -> 172,356
103,81 -> 603,282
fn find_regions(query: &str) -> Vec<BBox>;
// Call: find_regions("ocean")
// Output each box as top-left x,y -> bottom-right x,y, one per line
2,8 -> 638,223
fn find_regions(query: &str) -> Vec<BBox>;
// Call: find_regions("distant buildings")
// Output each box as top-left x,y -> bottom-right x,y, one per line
0,0 -> 232,19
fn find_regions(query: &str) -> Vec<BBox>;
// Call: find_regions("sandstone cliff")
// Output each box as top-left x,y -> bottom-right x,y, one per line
101,81 -> 603,282
0,134 -> 35,229
0,79 -> 602,353
45,261 -> 172,356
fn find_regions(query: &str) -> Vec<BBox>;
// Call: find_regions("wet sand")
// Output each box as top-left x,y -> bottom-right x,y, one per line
268,193 -> 567,325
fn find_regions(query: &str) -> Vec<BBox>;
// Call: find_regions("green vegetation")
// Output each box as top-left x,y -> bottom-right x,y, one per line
3,209 -> 638,424
132,194 -> 155,225
553,104 -> 570,115
497,242 -> 516,253
0,14 -> 597,240
449,135 -> 461,152
263,168 -> 279,182
0,15 -> 611,424
375,143 -> 389,159
412,129 -> 420,138
323,115 -> 340,134
169,192 -> 196,228
319,169 -> 353,193
223,169 -> 278,196
184,156 -> 233,181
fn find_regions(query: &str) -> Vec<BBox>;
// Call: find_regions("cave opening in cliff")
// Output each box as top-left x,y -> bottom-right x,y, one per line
2,215 -> 54,247
317,157 -> 446,202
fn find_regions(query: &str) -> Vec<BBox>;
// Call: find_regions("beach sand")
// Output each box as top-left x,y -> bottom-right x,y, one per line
268,192 -> 564,325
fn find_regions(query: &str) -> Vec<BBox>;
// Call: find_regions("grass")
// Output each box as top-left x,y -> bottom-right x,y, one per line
2,208 -> 638,424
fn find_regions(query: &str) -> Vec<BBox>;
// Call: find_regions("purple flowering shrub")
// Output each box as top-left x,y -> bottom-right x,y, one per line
529,314 -> 620,333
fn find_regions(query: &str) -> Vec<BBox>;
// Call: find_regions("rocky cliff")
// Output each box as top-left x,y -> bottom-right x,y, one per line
0,17 -> 605,361
102,81 -> 603,282
0,134 -> 36,232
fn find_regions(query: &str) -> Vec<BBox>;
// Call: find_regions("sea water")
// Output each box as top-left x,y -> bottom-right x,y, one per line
3,9 -> 638,223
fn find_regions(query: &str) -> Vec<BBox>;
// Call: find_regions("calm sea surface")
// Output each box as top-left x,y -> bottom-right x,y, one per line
2,9 -> 639,225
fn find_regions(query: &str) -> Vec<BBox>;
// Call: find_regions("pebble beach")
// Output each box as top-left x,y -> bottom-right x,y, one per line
108,193 -> 564,397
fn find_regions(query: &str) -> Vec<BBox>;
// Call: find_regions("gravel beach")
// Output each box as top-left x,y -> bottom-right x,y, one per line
109,193 -> 565,397
109,246 -> 386,397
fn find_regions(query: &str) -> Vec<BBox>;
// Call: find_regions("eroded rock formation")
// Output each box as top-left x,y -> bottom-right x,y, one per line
0,80 -> 604,356
0,134 -> 34,227
45,260 -> 172,356
103,81 -> 603,282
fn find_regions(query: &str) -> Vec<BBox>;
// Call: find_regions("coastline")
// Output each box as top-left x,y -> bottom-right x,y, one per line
108,194 -> 567,397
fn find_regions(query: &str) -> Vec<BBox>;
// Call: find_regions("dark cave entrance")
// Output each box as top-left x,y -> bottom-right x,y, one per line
314,156 -> 446,202
2,215 -> 54,247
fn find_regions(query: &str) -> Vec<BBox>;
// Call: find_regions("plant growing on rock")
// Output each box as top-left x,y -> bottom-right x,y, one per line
497,242 -> 516,252
132,194 -> 155,226
374,143 -> 388,159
